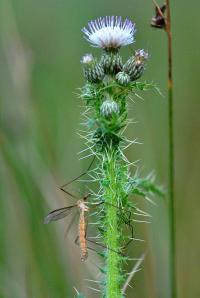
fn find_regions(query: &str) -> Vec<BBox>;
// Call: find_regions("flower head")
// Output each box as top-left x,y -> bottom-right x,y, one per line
82,16 -> 136,50
116,71 -> 130,86
81,53 -> 104,83
123,49 -> 148,81
100,99 -> 119,117
135,49 -> 149,65
81,53 -> 94,65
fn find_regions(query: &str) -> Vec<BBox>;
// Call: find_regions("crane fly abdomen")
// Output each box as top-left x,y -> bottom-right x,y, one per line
79,211 -> 88,261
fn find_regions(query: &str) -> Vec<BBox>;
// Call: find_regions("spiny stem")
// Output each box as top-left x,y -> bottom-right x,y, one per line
165,1 -> 176,297
103,151 -> 123,298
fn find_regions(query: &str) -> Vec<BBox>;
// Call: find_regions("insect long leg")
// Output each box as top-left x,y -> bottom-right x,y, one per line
90,200 -> 137,249
74,236 -> 103,256
122,222 -> 134,249
75,235 -> 127,257
59,188 -> 80,199
64,211 -> 79,237
86,238 -> 127,257
74,235 -> 79,245
60,156 -> 95,192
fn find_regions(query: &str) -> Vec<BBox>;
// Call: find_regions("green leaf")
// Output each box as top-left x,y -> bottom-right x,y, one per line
126,173 -> 165,198
130,81 -> 163,95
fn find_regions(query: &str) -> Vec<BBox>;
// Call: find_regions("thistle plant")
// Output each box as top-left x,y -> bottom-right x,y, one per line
77,16 -> 162,297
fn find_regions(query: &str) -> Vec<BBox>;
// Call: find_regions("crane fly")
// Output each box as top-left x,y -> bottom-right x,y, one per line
43,157 -> 141,260
43,195 -> 133,260
43,158 -> 96,261
44,195 -> 90,261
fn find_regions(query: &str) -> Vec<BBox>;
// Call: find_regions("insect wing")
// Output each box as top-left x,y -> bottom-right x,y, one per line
43,205 -> 76,224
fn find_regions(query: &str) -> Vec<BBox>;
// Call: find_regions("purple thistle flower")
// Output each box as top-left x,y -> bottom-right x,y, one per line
82,16 -> 136,50
80,53 -> 94,65
135,49 -> 149,61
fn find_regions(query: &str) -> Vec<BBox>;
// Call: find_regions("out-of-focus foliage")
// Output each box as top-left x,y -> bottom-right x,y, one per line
0,0 -> 199,297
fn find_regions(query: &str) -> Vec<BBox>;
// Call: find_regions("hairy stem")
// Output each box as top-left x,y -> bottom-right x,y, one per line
102,150 -> 124,298
166,1 -> 176,297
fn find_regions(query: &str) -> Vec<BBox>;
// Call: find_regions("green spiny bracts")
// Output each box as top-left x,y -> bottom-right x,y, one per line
81,53 -> 105,83
78,16 -> 162,298
100,51 -> 123,75
123,49 -> 149,81
116,71 -> 131,86
100,99 -> 120,118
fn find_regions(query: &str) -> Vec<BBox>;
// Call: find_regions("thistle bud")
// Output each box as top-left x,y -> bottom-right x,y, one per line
100,99 -> 119,117
123,49 -> 148,81
151,4 -> 166,29
116,71 -> 130,86
81,54 -> 104,83
100,51 -> 122,75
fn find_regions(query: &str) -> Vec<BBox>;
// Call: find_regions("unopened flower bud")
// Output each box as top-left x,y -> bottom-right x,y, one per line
123,49 -> 148,81
116,71 -> 130,86
100,51 -> 122,75
100,99 -> 119,117
81,54 -> 104,83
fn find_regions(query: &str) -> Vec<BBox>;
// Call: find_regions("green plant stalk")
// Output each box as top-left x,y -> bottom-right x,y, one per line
103,151 -> 123,298
168,84 -> 176,298
166,1 -> 176,297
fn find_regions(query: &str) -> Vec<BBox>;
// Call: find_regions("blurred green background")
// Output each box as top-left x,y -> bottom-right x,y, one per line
0,0 -> 199,297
